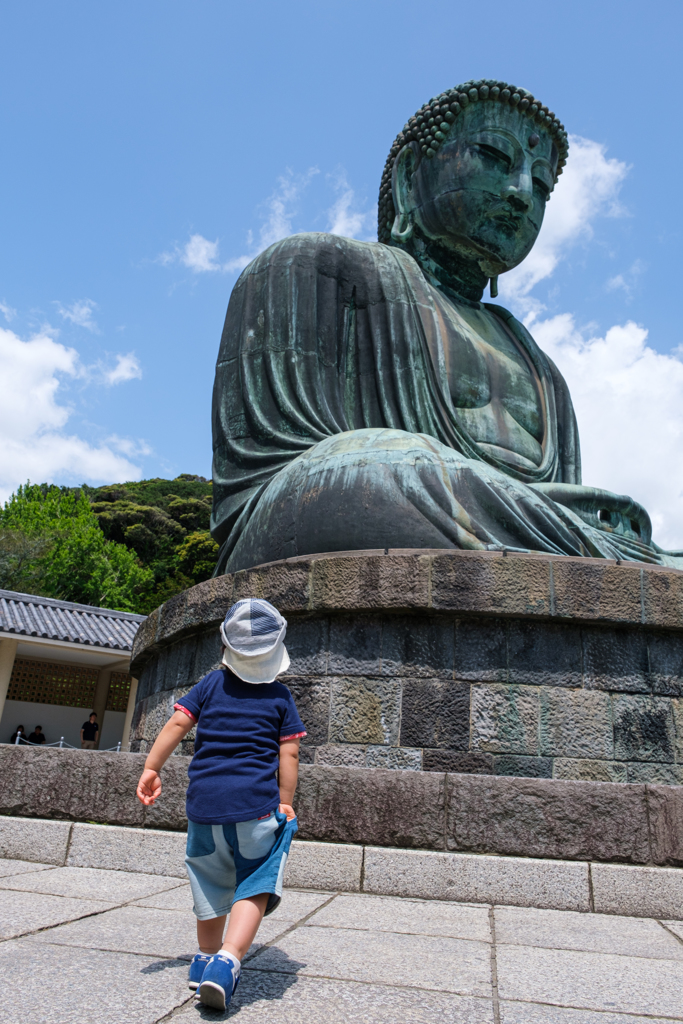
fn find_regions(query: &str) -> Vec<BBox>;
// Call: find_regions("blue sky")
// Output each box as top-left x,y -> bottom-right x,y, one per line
2,0 -> 683,546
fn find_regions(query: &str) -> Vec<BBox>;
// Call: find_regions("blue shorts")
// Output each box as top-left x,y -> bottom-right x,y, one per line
185,810 -> 297,920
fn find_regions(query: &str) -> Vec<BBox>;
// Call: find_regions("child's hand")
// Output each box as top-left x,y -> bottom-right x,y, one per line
137,768 -> 162,806
279,803 -> 296,821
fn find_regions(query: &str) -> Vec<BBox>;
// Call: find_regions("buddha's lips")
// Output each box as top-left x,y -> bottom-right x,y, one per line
486,206 -> 527,230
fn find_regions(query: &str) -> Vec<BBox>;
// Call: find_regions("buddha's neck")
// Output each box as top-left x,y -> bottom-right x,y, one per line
403,232 -> 488,306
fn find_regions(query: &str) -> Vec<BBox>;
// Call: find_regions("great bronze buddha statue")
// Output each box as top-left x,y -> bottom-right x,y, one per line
210,79 -> 682,573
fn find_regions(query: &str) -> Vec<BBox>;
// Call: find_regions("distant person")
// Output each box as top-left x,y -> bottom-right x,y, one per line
27,726 -> 46,745
80,713 -> 99,749
10,725 -> 26,744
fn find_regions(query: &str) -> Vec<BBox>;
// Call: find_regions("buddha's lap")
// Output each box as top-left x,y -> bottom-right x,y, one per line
225,429 -> 583,570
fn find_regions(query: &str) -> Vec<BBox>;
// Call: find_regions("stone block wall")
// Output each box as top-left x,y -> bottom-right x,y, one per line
130,551 -> 683,785
3,745 -> 683,867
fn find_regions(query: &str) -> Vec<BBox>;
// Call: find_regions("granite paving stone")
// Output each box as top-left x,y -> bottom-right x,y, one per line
28,905 -> 199,959
131,887 -> 332,920
663,920 -> 683,942
133,883 -> 194,911
0,937 -> 190,1024
0,858 -> 54,877
261,888 -> 334,921
494,906 -> 683,959
0,865 -> 187,902
496,943 -> 683,1018
307,893 -> 491,941
3,857 -> 683,1023
591,863 -> 683,918
500,1003 -> 682,1024
172,973 -> 495,1024
0,889 -> 118,939
245,925 -> 492,996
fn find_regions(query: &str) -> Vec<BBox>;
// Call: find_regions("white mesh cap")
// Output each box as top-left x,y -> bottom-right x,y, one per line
219,598 -> 290,684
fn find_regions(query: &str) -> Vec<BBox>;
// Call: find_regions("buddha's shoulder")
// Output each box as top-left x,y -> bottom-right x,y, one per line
240,232 -> 410,276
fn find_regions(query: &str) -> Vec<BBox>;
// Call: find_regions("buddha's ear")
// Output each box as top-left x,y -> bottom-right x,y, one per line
391,144 -> 418,244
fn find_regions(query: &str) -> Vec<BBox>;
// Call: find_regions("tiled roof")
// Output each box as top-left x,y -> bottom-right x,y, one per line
0,590 -> 145,652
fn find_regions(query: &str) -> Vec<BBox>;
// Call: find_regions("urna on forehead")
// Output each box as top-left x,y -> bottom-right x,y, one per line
377,79 -> 568,243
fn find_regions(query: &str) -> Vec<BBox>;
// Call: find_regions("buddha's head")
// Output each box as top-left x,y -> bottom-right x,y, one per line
380,81 -> 567,294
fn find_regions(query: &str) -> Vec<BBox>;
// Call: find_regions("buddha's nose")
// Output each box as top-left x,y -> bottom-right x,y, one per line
501,184 -> 533,214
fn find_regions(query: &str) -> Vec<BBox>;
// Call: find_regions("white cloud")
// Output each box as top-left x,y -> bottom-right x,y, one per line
159,167 -> 376,276
223,168 -> 320,273
0,326 -> 145,502
534,316 -> 683,550
605,259 -> 645,299
0,301 -> 16,322
327,172 -> 375,240
606,274 -> 627,293
103,353 -> 142,385
183,234 -> 221,273
55,298 -> 99,332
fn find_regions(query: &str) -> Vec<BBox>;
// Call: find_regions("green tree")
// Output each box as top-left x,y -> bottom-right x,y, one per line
175,531 -> 219,582
0,484 -> 152,611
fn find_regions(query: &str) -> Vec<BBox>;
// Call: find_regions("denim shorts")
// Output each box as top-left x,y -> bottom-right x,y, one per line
185,810 -> 297,920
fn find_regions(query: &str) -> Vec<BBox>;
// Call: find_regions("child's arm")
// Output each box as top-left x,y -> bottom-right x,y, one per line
278,737 -> 300,821
136,710 -> 195,806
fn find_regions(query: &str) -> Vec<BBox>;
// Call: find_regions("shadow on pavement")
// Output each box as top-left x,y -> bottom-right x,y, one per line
140,958 -> 189,975
189,950 -> 307,1020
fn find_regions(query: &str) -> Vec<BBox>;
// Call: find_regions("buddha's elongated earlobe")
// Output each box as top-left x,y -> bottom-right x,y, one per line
391,210 -> 414,243
490,276 -> 499,298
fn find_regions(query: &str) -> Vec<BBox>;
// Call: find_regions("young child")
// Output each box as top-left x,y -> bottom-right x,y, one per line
136,597 -> 306,1011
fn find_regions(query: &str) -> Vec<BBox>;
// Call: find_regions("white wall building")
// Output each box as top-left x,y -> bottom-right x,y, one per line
0,589 -> 145,751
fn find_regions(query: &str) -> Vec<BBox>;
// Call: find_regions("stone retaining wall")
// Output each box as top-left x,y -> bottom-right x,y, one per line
129,550 -> 683,784
2,746 -> 682,867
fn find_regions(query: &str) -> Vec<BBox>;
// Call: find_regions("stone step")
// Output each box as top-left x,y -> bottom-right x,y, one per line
1,815 -> 681,921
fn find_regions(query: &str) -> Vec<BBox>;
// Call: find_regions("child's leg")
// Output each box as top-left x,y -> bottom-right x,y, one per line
197,915 -> 227,954
221,894 -> 269,961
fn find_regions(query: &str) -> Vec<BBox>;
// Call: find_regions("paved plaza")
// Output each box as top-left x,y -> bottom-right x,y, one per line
0,857 -> 682,1023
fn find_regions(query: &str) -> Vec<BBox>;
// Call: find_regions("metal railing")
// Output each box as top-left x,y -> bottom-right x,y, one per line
12,734 -> 122,752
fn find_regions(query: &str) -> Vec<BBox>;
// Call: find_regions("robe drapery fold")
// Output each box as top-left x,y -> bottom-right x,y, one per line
211,233 -> 678,573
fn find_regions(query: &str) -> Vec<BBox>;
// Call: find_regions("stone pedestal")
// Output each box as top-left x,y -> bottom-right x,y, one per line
129,549 -> 683,785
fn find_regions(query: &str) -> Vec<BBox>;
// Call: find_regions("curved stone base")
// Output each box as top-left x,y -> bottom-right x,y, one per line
130,550 -> 683,784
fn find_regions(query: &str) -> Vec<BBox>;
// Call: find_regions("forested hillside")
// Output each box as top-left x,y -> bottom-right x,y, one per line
0,475 -> 217,614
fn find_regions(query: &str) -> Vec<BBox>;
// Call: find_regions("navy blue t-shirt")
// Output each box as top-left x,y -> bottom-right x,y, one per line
175,668 -> 306,824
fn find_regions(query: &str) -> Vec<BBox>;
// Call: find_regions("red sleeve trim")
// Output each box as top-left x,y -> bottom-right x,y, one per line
279,731 -> 307,743
174,703 -> 197,723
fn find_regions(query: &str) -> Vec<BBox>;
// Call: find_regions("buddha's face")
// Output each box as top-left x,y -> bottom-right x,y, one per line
393,101 -> 558,275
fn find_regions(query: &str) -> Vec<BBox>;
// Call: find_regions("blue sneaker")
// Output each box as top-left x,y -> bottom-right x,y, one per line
198,953 -> 241,1010
188,953 -> 211,991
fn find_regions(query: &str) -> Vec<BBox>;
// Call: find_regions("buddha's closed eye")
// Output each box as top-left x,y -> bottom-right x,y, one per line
475,143 -> 512,170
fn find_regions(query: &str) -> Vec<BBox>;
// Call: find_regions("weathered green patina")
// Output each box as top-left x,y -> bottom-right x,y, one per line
210,79 -> 682,573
